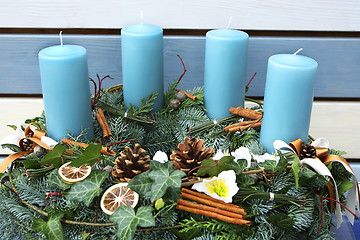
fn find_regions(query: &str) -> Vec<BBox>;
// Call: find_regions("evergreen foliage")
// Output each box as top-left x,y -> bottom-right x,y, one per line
0,85 -> 355,239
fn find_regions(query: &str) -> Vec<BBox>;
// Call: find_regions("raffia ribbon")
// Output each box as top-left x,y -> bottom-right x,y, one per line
274,138 -> 360,227
0,123 -> 54,173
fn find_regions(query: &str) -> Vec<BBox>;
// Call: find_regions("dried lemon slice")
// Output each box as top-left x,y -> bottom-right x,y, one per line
58,162 -> 91,184
100,183 -> 139,215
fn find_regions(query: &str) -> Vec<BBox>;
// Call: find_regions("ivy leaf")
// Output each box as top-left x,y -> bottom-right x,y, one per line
267,213 -> 294,230
110,206 -> 155,240
41,144 -> 67,168
338,178 -> 354,196
127,171 -> 153,198
196,159 -> 217,177
32,213 -> 64,240
70,144 -> 102,167
258,160 -> 277,172
148,167 -> 185,202
225,159 -> 248,174
196,156 -> 234,177
1,144 -> 22,153
63,170 -> 108,206
47,169 -> 71,190
291,155 -> 300,189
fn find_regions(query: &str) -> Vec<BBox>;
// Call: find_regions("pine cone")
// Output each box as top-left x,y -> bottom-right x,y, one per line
20,138 -> 33,151
111,143 -> 150,182
300,143 -> 316,159
170,137 -> 215,175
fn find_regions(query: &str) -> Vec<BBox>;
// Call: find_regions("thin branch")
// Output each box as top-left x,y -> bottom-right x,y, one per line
176,54 -> 187,84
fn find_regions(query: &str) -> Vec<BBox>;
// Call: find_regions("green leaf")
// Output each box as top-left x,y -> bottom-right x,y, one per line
1,144 -> 22,153
196,159 -> 217,177
70,144 -> 102,167
275,152 -> 289,172
148,167 -> 186,202
41,144 -> 67,168
291,155 -> 300,189
127,171 -> 153,197
236,173 -> 255,187
110,206 -> 155,240
267,213 -> 294,230
47,169 -> 71,190
63,170 -> 108,206
276,185 -> 291,194
196,156 -> 234,177
7,124 -> 17,130
22,159 -> 42,169
81,231 -> 91,240
32,213 -> 64,240
338,178 -> 354,196
257,160 -> 277,172
171,228 -> 203,240
225,159 -> 249,174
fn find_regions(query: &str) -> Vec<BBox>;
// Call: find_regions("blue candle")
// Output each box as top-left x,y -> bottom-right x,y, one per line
204,29 -> 249,119
260,53 -> 318,153
121,24 -> 164,111
38,45 -> 94,141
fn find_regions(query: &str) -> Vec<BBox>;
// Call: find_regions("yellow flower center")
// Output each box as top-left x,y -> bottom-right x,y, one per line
205,178 -> 229,198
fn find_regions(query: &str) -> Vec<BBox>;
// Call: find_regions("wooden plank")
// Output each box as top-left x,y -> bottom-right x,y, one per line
1,98 -> 359,159
1,34 -> 360,98
1,0 -> 360,31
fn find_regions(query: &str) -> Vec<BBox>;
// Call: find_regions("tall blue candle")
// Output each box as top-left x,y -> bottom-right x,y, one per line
260,53 -> 318,153
121,24 -> 164,111
204,29 -> 249,119
38,44 -> 94,141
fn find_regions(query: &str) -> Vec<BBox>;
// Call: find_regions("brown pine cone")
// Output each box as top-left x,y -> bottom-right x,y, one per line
300,143 -> 316,159
111,143 -> 150,182
170,137 -> 215,175
20,138 -> 34,151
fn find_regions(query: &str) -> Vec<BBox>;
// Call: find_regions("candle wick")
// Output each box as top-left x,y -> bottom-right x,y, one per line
293,48 -> 303,55
227,16 -> 233,29
59,31 -> 63,47
140,9 -> 143,25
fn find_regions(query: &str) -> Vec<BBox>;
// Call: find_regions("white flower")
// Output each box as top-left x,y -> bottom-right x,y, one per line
0,125 -> 25,150
153,151 -> 168,163
192,170 -> 239,203
214,147 -> 252,168
252,153 -> 279,163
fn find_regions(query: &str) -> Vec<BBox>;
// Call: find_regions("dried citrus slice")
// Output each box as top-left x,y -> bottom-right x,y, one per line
100,183 -> 139,215
58,162 -> 91,184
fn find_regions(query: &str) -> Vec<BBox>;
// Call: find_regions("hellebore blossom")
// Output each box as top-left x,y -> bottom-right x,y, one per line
192,170 -> 239,203
152,151 -> 168,163
213,147 -> 252,168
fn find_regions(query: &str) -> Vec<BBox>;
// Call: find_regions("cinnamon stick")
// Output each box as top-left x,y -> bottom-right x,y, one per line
177,199 -> 243,219
229,106 -> 262,120
61,138 -> 116,156
180,191 -> 246,215
176,204 -> 251,226
224,119 -> 261,132
176,89 -> 198,101
97,108 -> 112,141
181,188 -> 242,208
226,121 -> 262,133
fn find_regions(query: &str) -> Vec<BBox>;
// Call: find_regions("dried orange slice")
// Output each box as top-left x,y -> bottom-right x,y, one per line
58,162 -> 91,184
100,183 -> 139,215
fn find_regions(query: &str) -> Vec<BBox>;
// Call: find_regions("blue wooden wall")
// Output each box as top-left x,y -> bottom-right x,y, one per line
1,34 -> 360,98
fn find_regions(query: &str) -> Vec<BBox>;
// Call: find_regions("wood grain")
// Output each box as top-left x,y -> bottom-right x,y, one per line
1,0 -> 360,31
1,34 -> 360,98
